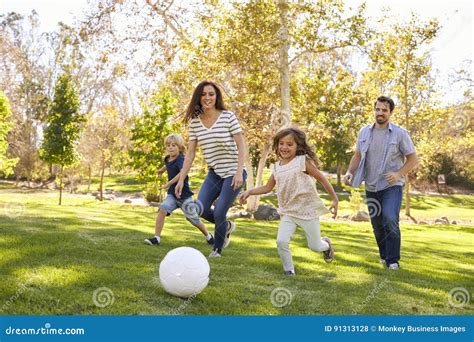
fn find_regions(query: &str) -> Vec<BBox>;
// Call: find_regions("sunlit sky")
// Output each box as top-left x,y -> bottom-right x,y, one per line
1,0 -> 472,104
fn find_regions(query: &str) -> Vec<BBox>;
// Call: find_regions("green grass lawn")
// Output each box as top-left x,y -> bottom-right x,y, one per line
1,186 -> 472,315
76,174 -> 145,194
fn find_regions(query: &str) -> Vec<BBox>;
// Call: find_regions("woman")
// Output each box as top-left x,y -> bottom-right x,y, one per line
175,81 -> 246,257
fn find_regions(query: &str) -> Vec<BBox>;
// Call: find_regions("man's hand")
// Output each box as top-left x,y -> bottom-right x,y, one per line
343,172 -> 353,186
384,171 -> 401,184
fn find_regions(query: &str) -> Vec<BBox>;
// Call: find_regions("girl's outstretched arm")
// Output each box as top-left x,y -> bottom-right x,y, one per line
305,160 -> 339,218
239,175 -> 276,204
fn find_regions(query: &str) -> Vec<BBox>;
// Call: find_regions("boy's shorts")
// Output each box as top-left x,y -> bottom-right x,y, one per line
159,194 -> 202,226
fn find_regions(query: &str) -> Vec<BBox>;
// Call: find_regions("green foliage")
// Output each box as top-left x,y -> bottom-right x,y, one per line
416,100 -> 474,189
293,58 -> 367,178
364,13 -> 440,130
349,189 -> 363,214
129,86 -> 178,186
39,72 -> 83,167
143,181 -> 166,203
79,106 -> 130,196
0,91 -> 18,176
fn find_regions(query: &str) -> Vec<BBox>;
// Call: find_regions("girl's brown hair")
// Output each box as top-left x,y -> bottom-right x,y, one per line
184,81 -> 227,123
272,127 -> 319,166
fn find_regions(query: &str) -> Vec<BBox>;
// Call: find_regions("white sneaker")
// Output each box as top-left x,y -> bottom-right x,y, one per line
208,249 -> 222,258
223,221 -> 236,248
388,263 -> 399,270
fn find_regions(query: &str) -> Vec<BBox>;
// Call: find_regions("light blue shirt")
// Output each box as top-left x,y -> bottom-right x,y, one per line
352,122 -> 416,191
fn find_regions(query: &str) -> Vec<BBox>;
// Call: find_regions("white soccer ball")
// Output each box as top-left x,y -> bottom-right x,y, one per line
159,247 -> 210,298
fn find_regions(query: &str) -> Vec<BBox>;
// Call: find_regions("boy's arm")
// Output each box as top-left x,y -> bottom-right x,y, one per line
305,160 -> 339,218
176,140 -> 197,198
161,173 -> 181,189
157,165 -> 166,176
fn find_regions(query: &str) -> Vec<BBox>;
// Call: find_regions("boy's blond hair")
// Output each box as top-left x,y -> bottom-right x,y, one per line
164,134 -> 185,154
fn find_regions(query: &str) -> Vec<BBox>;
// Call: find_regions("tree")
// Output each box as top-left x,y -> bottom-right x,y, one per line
0,11 -> 51,183
40,71 -> 83,205
277,0 -> 291,128
292,52 -> 367,187
365,13 -> 440,218
165,0 -> 370,211
79,106 -> 130,200
129,86 -> 178,199
0,91 -> 18,176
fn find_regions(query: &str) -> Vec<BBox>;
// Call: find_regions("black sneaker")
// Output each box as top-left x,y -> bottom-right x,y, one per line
284,270 -> 295,276
207,234 -> 215,245
322,237 -> 334,262
144,237 -> 160,245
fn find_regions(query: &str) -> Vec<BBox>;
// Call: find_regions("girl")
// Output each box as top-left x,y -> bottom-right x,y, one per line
175,81 -> 247,258
144,134 -> 214,246
239,128 -> 338,275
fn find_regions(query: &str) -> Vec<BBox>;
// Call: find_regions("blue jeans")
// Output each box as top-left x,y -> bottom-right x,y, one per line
365,186 -> 403,266
197,169 -> 247,249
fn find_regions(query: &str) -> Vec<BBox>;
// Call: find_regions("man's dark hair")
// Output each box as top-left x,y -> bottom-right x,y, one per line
374,96 -> 395,112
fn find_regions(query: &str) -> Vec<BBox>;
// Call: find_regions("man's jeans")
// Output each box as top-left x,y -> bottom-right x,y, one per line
365,185 -> 403,266
197,169 -> 247,249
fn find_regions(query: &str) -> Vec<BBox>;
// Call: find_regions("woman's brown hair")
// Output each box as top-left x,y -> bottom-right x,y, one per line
184,81 -> 227,123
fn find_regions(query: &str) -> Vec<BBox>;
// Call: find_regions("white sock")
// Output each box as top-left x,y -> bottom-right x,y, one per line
206,233 -> 212,240
155,236 -> 161,243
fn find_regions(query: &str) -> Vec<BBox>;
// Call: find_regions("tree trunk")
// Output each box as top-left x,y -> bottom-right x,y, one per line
244,155 -> 257,212
58,165 -> 63,205
87,165 -> 92,192
403,64 -> 411,217
69,173 -> 74,194
277,0 -> 291,128
247,141 -> 272,212
99,161 -> 105,201
336,164 -> 342,188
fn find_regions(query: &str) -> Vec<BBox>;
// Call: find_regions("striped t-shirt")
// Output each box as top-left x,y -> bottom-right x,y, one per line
189,110 -> 242,178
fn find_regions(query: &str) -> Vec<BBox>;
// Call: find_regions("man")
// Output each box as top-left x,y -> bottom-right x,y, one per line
344,96 -> 418,270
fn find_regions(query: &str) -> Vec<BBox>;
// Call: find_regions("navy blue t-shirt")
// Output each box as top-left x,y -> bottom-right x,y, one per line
165,154 -> 193,200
